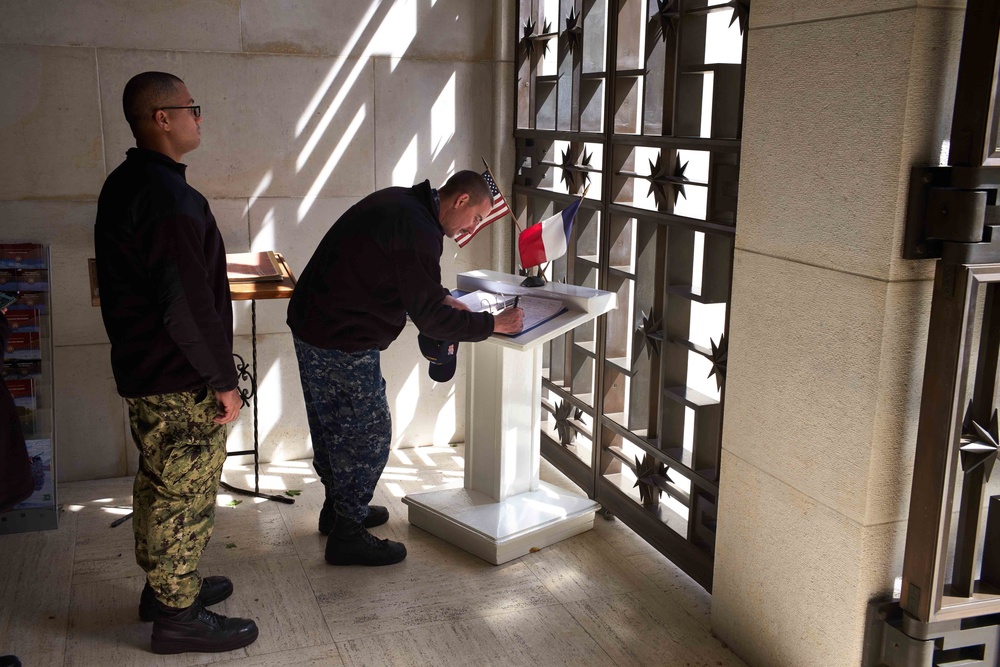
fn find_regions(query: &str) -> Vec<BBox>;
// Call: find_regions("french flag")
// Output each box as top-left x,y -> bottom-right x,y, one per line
517,198 -> 583,268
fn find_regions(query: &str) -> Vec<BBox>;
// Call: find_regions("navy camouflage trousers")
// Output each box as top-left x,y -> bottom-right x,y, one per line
293,336 -> 392,523
127,386 -> 226,608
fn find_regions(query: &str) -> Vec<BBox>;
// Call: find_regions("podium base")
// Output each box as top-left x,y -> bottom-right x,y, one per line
403,482 -> 599,564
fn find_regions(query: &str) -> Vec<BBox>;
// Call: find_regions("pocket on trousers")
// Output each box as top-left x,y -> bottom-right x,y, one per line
158,389 -> 225,494
160,441 -> 225,495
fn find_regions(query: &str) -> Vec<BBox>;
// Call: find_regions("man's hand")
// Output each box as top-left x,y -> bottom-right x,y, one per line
493,307 -> 524,334
443,294 -> 471,312
214,388 -> 242,424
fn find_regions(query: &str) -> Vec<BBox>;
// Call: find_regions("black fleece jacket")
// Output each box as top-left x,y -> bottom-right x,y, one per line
95,148 -> 237,398
287,181 -> 494,352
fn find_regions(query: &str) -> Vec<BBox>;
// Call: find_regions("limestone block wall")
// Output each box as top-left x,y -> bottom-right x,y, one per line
711,2 -> 967,666
0,0 -> 507,483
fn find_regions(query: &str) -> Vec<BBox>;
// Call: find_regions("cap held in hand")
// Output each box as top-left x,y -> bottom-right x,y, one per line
417,334 -> 460,382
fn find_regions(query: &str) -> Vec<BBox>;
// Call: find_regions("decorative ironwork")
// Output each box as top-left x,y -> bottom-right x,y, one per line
565,6 -> 583,53
233,352 -> 257,408
560,147 -> 592,193
635,310 -> 664,360
654,0 -> 681,40
554,400 -> 584,446
725,0 -> 750,34
889,1 -> 1000,650
960,406 -> 1000,476
521,17 -> 553,58
633,452 -> 673,508
707,334 -> 728,390
516,0 -> 748,591
645,153 -> 688,211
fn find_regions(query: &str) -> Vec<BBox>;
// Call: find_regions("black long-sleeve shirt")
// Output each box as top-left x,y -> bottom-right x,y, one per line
95,148 -> 237,398
287,181 -> 494,352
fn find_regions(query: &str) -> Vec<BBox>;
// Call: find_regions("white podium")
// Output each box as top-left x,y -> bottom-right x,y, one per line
403,270 -> 617,564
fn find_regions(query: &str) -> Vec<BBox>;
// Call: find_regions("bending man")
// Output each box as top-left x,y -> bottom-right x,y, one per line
287,170 -> 523,566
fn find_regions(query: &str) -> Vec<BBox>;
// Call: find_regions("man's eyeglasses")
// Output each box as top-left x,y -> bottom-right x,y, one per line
156,105 -> 201,118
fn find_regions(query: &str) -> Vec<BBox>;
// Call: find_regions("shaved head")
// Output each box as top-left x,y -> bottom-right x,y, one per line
439,170 -> 492,207
122,71 -> 184,137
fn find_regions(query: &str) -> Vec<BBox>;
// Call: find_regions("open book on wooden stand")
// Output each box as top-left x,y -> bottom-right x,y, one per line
226,251 -> 283,283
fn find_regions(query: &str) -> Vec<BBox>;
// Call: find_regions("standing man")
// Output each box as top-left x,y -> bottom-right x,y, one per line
94,72 -> 258,655
287,171 -> 524,566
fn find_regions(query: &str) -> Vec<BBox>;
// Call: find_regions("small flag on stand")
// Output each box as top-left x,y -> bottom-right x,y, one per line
454,170 -> 511,248
517,198 -> 583,268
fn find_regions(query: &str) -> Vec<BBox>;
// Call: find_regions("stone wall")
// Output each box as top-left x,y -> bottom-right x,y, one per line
0,0 -> 506,482
711,2 -> 967,665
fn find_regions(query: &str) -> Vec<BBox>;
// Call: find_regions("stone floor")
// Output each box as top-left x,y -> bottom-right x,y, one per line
0,446 -> 746,666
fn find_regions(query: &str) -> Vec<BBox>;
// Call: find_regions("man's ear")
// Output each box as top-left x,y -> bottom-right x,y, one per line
455,193 -> 470,208
153,110 -> 168,130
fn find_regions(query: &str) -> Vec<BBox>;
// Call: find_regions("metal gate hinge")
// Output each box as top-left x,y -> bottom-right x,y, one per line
904,165 -> 1000,262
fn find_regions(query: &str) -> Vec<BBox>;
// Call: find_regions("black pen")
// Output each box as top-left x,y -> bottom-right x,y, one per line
513,296 -> 520,309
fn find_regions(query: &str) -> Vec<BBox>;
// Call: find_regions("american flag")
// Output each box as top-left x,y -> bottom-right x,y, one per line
454,170 -> 511,248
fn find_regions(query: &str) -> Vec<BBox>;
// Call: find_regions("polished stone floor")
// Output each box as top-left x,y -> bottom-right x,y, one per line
0,446 -> 746,666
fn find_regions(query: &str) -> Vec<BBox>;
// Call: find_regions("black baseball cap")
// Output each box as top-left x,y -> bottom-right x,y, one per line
417,334 -> 460,382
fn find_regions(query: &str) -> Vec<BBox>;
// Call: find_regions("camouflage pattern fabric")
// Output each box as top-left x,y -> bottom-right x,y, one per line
293,336 -> 391,524
127,386 -> 226,609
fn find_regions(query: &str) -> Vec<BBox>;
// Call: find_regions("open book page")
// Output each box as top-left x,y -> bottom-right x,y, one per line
455,290 -> 517,313
453,289 -> 567,336
506,295 -> 566,336
226,251 -> 283,282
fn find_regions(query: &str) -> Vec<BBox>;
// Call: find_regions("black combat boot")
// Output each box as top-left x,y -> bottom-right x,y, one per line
318,500 -> 389,534
325,513 -> 406,566
139,576 -> 234,622
150,599 -> 258,654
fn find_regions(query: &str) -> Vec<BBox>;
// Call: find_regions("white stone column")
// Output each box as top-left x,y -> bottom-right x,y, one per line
711,3 -> 967,666
492,0 -> 516,273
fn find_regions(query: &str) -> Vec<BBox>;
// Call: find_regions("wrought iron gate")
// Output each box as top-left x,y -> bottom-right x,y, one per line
513,0 -> 748,590
867,1 -> 1000,664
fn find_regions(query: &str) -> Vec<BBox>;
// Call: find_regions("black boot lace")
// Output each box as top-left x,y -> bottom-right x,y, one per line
359,528 -> 388,549
195,604 -> 225,629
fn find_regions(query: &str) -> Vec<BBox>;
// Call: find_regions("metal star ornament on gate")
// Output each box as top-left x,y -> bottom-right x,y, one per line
554,400 -> 583,446
634,454 -> 673,491
960,408 -> 1000,480
725,0 -> 750,35
654,0 -> 681,40
634,310 -> 664,361
521,18 -> 553,58
565,7 -> 583,52
560,148 -> 592,193
707,333 -> 728,390
645,153 -> 689,211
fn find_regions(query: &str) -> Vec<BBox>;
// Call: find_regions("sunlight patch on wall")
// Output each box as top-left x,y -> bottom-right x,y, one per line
251,207 -> 277,250
299,104 -> 367,220
257,356 -> 283,446
394,364 -> 421,435
296,50 -> 373,172
382,0 -> 417,72
433,392 -> 457,445
296,0 -> 384,138
431,72 -> 457,161
244,169 -> 272,218
392,134 -> 419,186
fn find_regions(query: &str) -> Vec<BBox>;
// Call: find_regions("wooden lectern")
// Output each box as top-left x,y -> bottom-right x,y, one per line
403,270 -> 616,564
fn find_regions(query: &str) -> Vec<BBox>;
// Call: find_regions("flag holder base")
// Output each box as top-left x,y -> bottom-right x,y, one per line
520,275 -> 546,287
